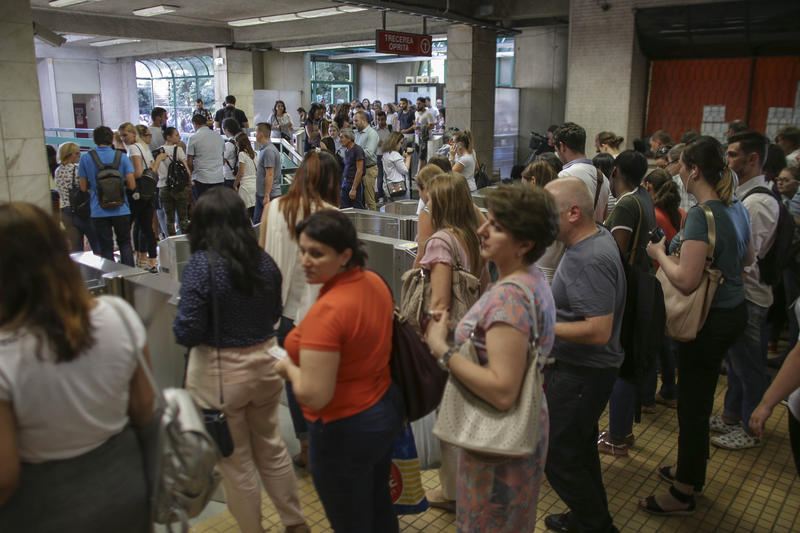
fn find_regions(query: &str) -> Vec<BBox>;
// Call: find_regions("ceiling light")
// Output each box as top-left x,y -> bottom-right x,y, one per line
48,0 -> 88,7
337,6 -> 368,13
89,38 -> 141,47
260,13 -> 300,23
334,51 -> 394,60
376,56 -> 445,64
297,8 -> 341,18
279,40 -> 375,53
227,17 -> 266,27
133,5 -> 178,17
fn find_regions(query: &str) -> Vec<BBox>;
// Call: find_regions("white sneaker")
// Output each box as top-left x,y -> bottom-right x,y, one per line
711,427 -> 761,450
709,415 -> 738,434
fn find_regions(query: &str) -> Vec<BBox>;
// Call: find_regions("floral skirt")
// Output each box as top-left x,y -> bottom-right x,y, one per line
455,398 -> 549,533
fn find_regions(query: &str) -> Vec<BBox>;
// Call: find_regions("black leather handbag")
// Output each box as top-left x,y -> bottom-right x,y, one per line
203,251 -> 234,457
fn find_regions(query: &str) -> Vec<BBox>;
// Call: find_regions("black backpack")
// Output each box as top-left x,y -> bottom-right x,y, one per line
89,150 -> 125,209
742,186 -> 795,286
67,166 -> 91,219
224,138 -> 239,176
166,146 -> 190,191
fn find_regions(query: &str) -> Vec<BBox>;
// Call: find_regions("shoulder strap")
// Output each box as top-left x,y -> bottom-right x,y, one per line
742,186 -> 777,202
629,193 -> 644,266
89,149 -> 104,169
594,167 -> 603,209
496,278 -> 540,345
700,204 -> 716,263
444,230 -> 465,270
172,145 -> 179,160
205,251 -> 225,406
111,149 -> 122,170
71,165 -> 78,187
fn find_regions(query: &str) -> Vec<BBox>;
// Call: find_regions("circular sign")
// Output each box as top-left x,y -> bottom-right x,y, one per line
389,462 -> 403,502
420,37 -> 431,55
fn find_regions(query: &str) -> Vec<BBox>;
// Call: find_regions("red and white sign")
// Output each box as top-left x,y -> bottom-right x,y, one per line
376,30 -> 432,57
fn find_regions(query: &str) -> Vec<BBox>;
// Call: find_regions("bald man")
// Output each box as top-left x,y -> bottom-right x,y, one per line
542,177 -> 626,533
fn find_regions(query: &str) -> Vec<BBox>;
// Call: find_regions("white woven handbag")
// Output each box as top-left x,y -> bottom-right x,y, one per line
432,279 -> 546,457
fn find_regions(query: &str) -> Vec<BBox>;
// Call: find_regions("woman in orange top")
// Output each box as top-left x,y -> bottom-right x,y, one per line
275,209 -> 404,533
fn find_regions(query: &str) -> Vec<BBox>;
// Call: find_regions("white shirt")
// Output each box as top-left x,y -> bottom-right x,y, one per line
223,138 -> 238,180
0,297 -> 144,463
157,144 -> 186,188
148,126 -> 164,152
127,142 -> 154,170
375,126 -> 391,157
737,175 -> 780,308
558,160 -> 610,222
236,151 -> 257,209
454,152 -> 477,192
382,151 -> 408,184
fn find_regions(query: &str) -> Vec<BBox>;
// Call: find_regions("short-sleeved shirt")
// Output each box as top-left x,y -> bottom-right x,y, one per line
223,139 -> 238,181
558,160 -> 610,222
604,187 -> 656,272
419,230 -> 472,272
455,152 -> 477,192
157,144 -> 187,188
284,267 -> 393,423
342,143 -> 365,185
148,126 -> 164,152
77,146 -> 134,218
397,110 -> 414,135
683,200 -> 748,309
376,126 -> 391,156
54,163 -> 78,209
257,142 -> 282,198
455,267 -> 556,366
355,126 -> 379,167
196,107 -> 213,126
186,126 -> 224,184
0,296 -> 144,462
551,227 -> 626,368
214,106 -> 248,128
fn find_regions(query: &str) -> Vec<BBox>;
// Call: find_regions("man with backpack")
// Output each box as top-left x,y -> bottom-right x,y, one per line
78,126 -> 136,266
712,131 -> 782,450
214,95 -> 248,131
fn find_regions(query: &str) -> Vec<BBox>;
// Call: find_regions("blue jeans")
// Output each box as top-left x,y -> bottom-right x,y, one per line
607,377 -> 636,439
93,215 -> 134,266
723,300 -> 769,427
277,316 -> 307,440
61,207 -> 100,253
308,383 -> 404,533
340,181 -> 365,209
642,336 -> 677,405
253,194 -> 265,225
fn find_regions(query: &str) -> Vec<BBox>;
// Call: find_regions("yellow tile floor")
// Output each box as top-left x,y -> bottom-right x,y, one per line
192,376 -> 800,533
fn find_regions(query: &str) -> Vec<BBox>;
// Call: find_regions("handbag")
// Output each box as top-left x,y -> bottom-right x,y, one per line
203,251 -> 235,458
388,179 -> 407,198
474,163 -> 490,190
655,204 -> 723,342
68,166 -> 92,219
106,297 -> 221,532
433,279 -> 546,457
399,230 -> 481,334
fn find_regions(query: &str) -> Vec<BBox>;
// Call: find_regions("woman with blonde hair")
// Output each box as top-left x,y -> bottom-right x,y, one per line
54,142 -> 100,253
119,122 -> 166,271
232,132 -> 257,220
641,135 -> 751,515
413,164 -> 453,268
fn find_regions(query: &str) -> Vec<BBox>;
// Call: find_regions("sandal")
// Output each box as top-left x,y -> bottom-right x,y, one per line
598,432 -> 629,456
425,488 -> 456,513
640,486 -> 695,516
657,465 -> 704,494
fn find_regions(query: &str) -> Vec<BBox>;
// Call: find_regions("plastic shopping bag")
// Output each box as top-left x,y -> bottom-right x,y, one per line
389,424 -> 429,515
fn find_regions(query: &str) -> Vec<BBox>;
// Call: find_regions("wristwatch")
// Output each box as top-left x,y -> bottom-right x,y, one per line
437,347 -> 457,371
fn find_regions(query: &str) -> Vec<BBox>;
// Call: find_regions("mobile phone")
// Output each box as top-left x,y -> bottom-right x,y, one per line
649,227 -> 665,243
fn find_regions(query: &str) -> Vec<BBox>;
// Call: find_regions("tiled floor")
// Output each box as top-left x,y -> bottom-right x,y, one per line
190,376 -> 799,533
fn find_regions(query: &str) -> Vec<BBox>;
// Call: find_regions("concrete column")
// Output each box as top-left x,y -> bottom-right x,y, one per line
564,0 -> 648,151
213,47 -> 255,126
445,25 -> 497,176
0,0 -> 50,208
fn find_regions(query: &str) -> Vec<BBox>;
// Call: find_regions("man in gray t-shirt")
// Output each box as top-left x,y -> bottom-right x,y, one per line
253,123 -> 282,225
541,177 -> 625,533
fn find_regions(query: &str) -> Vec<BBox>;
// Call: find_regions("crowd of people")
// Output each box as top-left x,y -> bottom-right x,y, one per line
3,103 -> 800,533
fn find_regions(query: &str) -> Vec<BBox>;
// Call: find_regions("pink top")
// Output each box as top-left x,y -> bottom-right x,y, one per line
418,230 -> 472,272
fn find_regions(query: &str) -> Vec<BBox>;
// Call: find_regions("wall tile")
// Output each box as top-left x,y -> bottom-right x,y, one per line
0,61 -> 40,102
8,173 -> 50,209
4,138 -> 49,177
0,101 -> 46,141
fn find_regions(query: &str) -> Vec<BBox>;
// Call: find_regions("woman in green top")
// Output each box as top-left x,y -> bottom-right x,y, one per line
640,136 -> 752,516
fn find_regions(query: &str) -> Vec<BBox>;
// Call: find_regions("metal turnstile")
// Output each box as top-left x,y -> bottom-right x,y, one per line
341,208 -> 418,242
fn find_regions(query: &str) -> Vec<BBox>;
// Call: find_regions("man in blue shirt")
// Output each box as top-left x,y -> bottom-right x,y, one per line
354,110 -> 379,210
339,128 -> 365,209
78,125 -> 136,266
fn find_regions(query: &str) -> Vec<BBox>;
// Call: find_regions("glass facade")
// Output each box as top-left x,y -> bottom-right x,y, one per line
135,56 -> 214,133
311,60 -> 353,105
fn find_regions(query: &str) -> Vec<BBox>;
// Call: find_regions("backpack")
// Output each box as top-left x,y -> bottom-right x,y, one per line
108,297 -> 221,533
166,146 -> 190,191
224,138 -> 239,176
89,150 -> 125,209
742,186 -> 795,286
67,166 -> 91,218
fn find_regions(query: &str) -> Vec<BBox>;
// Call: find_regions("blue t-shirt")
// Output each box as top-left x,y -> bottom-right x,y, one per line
683,200 -> 748,308
77,146 -> 134,218
342,144 -> 365,185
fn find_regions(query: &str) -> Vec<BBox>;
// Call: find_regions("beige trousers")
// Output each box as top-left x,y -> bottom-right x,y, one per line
186,340 -> 305,533
363,164 -> 379,210
439,441 -> 458,500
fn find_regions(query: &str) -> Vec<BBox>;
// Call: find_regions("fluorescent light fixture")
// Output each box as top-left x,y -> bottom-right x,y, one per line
48,0 -> 88,7
279,40 -> 375,53
89,38 -> 141,47
133,5 -> 178,17
227,17 -> 266,27
376,56 -> 445,64
334,51 -> 394,60
337,6 -> 368,13
297,8 -> 340,18
61,33 -> 95,43
260,13 -> 300,23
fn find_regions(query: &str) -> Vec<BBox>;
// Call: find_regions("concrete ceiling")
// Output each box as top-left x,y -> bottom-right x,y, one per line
30,0 -> 568,57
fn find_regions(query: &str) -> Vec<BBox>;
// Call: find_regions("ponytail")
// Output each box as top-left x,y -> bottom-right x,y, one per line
715,167 -> 735,206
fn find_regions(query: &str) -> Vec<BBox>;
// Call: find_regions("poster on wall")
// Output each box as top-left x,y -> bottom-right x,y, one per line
73,103 -> 88,138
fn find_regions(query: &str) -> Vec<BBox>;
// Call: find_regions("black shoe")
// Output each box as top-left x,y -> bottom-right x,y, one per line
544,512 -> 579,533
